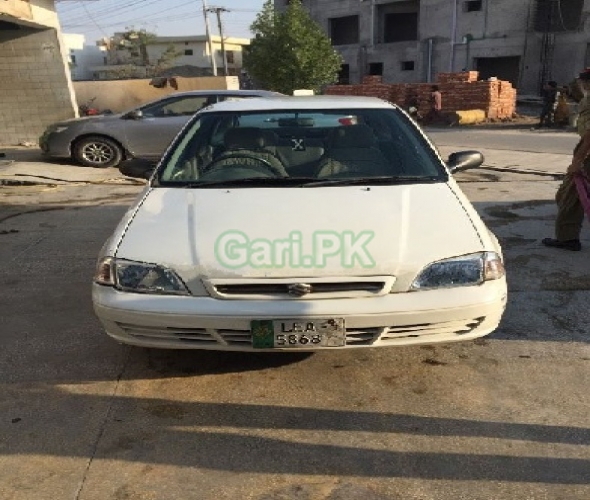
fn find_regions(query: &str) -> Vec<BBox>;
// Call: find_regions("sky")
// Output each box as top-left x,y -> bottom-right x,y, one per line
55,0 -> 266,44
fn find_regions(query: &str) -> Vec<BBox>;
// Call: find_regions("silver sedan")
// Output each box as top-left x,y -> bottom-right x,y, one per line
39,90 -> 282,168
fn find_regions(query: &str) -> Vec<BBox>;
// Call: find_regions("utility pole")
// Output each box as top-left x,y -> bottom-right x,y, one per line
538,0 -> 557,94
207,6 -> 230,76
201,0 -> 217,76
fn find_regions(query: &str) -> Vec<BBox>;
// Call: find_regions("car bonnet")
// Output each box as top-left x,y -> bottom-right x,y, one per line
113,183 -> 484,292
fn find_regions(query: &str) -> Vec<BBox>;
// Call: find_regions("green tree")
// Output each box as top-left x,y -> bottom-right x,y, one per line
154,44 -> 183,75
112,28 -> 182,78
244,0 -> 343,94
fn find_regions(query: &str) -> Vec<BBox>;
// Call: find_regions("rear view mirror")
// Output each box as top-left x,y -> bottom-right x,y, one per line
119,158 -> 156,179
278,117 -> 315,127
447,151 -> 484,173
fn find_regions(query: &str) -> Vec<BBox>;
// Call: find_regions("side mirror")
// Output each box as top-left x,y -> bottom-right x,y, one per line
447,150 -> 484,173
119,158 -> 156,180
123,109 -> 143,120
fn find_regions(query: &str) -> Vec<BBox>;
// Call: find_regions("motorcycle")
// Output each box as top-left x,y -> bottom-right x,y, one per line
78,97 -> 113,116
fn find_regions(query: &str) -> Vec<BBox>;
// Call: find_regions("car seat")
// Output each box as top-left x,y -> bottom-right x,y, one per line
316,124 -> 391,178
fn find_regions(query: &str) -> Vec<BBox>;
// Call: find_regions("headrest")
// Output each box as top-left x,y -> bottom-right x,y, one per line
224,127 -> 277,149
328,124 -> 377,149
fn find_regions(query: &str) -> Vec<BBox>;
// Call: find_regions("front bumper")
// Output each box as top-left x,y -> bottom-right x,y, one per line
39,131 -> 72,158
92,280 -> 507,351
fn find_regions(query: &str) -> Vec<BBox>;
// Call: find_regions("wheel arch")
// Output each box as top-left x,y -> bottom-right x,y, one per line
71,133 -> 130,159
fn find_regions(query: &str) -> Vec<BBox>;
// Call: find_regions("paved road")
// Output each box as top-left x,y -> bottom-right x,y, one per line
1,132 -> 589,500
427,127 -> 578,155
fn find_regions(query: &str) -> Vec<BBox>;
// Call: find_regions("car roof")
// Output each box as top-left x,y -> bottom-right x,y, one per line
166,89 -> 283,98
200,95 -> 396,112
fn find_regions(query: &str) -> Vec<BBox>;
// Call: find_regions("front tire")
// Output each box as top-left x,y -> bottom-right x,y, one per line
73,136 -> 123,168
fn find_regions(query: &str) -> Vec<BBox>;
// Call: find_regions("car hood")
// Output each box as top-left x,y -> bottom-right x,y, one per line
53,114 -> 123,127
114,184 -> 485,290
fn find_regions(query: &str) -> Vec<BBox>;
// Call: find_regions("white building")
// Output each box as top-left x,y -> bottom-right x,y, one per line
147,35 -> 250,76
94,34 -> 250,79
63,33 -> 108,80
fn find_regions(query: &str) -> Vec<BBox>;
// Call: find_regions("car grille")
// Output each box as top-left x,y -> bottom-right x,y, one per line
116,323 -> 252,347
115,317 -> 485,348
116,323 -> 381,347
215,282 -> 385,296
380,317 -> 486,342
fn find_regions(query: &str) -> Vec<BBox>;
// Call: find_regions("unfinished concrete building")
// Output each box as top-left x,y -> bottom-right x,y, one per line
276,0 -> 590,93
0,0 -> 79,145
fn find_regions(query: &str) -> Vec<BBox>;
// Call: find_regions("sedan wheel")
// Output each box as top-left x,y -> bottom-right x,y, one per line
73,136 -> 123,168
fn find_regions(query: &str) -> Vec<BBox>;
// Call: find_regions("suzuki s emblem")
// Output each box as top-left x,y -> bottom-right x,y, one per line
287,283 -> 312,297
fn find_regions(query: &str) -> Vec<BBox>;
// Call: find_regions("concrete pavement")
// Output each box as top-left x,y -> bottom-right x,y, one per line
1,130 -> 590,500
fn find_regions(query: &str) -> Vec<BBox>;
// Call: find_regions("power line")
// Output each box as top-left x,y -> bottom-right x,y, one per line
59,0 -> 256,42
62,0 -> 198,32
64,12 -> 206,30
60,0 -> 161,25
80,1 -> 108,38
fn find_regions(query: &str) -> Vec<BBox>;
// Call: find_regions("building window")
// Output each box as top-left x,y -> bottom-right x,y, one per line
534,0 -> 584,32
185,49 -> 194,56
369,62 -> 383,75
464,0 -> 483,12
378,1 -> 419,43
329,15 -> 360,45
226,50 -> 235,64
70,55 -> 77,64
337,64 -> 350,84
401,61 -> 415,71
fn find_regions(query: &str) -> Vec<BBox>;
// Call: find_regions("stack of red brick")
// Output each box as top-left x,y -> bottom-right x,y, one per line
325,72 -> 517,120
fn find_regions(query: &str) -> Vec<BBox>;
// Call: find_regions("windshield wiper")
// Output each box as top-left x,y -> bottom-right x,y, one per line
302,176 -> 441,187
178,177 -> 317,188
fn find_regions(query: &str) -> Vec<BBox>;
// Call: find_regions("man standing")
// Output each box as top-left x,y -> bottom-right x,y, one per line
542,69 -> 590,251
537,81 -> 559,128
425,85 -> 442,124
430,85 -> 442,122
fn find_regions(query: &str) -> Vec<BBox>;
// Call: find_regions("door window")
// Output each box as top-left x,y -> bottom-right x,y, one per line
141,96 -> 212,118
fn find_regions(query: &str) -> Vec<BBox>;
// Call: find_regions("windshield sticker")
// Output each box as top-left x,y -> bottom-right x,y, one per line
215,230 -> 375,269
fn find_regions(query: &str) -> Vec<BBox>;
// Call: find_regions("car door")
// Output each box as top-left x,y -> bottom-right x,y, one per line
123,95 -> 212,158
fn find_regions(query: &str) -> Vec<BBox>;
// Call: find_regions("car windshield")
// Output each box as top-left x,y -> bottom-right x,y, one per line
157,108 -> 446,187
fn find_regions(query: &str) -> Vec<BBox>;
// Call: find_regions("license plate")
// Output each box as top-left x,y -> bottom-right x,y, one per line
251,318 -> 346,348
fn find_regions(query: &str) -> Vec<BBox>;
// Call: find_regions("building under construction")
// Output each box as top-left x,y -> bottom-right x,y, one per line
276,0 -> 590,93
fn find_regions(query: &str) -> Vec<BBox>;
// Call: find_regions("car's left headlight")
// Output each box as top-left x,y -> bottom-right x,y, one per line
411,252 -> 505,291
94,257 -> 189,296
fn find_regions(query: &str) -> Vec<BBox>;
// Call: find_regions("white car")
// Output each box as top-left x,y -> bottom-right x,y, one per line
92,96 -> 507,351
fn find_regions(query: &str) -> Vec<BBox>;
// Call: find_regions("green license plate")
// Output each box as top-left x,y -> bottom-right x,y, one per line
251,318 -> 346,348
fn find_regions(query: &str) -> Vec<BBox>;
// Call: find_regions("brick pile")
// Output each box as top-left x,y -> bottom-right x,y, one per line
325,71 -> 517,120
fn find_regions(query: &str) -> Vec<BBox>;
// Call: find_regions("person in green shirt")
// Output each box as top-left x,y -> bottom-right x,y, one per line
542,68 -> 590,251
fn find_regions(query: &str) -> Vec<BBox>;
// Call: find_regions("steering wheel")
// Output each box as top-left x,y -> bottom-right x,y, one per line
202,152 -> 285,177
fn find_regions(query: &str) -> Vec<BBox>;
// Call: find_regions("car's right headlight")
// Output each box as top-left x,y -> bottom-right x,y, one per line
94,257 -> 189,296
45,124 -> 69,134
410,252 -> 505,291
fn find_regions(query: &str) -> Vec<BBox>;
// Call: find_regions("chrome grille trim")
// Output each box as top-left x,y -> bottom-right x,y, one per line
215,282 -> 386,296
381,317 -> 485,340
115,317 -> 486,347
206,276 -> 396,300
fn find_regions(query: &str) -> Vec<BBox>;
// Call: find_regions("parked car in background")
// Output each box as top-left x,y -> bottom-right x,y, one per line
93,96 -> 507,351
39,90 -> 282,168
